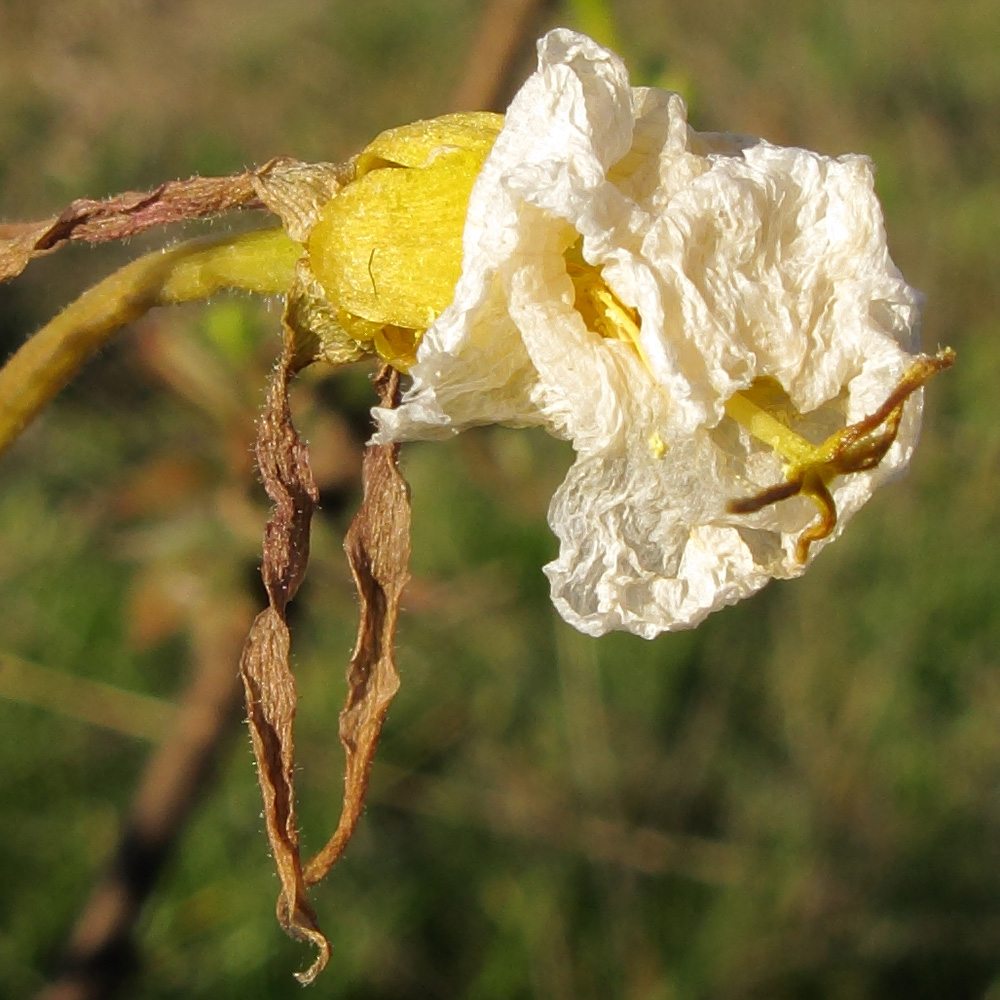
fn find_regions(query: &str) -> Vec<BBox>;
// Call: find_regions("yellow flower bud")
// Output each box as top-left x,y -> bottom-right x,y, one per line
306,112 -> 503,367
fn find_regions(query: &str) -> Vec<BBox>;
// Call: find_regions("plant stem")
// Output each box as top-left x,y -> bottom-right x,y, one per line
0,227 -> 301,459
0,652 -> 175,743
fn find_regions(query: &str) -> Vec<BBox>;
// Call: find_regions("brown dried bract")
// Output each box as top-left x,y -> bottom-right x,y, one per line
252,156 -> 355,244
239,343 -> 410,984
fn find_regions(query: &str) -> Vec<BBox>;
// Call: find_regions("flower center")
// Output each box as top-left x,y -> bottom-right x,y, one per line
564,247 -> 954,561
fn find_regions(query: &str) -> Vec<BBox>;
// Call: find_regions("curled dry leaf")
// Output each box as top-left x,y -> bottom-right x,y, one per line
0,166 -> 276,284
303,365 -> 410,889
0,153 -> 361,287
239,340 -> 411,983
238,337 -> 327,980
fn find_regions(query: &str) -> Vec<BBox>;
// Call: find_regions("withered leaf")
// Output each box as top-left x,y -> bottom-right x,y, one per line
303,366 -> 410,888
240,346 -> 411,985
0,168 -> 270,284
238,341 -> 327,982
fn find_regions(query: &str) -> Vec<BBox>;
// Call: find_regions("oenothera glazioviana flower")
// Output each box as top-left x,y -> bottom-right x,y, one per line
285,28 -> 948,638
0,24 -> 952,984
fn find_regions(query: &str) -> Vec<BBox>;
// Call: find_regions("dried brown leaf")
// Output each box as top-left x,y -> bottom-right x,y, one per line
302,366 -> 411,888
238,342 -> 328,982
0,169 -> 269,284
239,345 -> 411,984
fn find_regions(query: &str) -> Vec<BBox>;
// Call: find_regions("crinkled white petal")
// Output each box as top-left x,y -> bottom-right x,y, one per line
372,28 -> 924,637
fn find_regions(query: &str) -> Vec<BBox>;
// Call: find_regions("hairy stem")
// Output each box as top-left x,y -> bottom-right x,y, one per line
0,227 -> 301,459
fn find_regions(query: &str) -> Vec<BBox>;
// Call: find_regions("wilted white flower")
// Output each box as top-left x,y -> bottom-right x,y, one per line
372,29 -> 943,638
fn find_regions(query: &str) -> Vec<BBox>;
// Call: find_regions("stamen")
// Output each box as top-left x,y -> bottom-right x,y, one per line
565,241 -> 653,372
723,389 -> 818,467
727,348 -> 954,562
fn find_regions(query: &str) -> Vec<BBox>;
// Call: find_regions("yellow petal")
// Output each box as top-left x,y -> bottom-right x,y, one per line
307,113 -> 503,334
355,111 -> 503,174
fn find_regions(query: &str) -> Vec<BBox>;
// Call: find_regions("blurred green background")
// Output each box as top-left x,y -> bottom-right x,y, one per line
2,1 -> 999,997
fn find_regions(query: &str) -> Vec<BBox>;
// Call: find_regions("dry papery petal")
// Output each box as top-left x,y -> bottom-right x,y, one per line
374,28 -> 924,637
